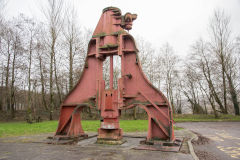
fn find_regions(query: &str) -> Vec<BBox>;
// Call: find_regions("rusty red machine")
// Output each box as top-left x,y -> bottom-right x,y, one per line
54,7 -> 176,146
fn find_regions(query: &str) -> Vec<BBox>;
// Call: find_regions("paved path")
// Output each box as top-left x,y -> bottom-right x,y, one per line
0,130 -> 194,160
177,122 -> 240,160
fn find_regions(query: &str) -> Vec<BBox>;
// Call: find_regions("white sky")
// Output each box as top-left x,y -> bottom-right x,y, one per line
4,0 -> 240,57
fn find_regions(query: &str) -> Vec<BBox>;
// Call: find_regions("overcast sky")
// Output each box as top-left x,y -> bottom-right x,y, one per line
4,0 -> 240,57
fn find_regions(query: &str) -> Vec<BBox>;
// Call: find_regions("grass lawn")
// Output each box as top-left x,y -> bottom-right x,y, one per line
0,114 -> 239,138
0,120 -> 182,138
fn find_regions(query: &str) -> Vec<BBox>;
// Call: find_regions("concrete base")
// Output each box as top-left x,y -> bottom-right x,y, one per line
135,138 -> 183,152
96,138 -> 126,145
46,134 -> 89,144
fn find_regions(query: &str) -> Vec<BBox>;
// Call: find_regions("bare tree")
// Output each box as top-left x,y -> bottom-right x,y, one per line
9,19 -> 24,118
158,43 -> 179,114
63,5 -> 84,91
36,34 -> 49,112
41,0 -> 65,120
182,64 -> 205,114
209,9 -> 239,115
1,25 -> 13,111
20,16 -> 39,122
189,39 -> 220,116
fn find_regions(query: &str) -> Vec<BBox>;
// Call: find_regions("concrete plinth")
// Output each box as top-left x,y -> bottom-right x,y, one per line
96,138 -> 126,145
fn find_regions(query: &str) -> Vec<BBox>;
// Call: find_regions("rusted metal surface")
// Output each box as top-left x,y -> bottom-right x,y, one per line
54,7 -> 176,145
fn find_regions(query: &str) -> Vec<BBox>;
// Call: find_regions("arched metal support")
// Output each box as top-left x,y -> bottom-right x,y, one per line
55,104 -> 89,137
53,7 -> 176,146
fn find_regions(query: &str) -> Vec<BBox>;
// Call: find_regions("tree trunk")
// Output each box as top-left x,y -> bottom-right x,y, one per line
133,106 -> 137,120
225,73 -> 239,115
38,55 -> 48,111
69,40 -> 73,91
27,37 -> 33,122
221,54 -> 228,114
49,34 -> 55,120
210,94 -> 218,118
202,61 -> 225,114
198,77 -> 218,117
53,49 -> 62,106
5,40 -> 11,111
170,93 -> 175,114
10,42 -> 17,119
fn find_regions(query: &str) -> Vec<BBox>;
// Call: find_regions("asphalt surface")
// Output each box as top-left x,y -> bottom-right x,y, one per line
0,130 -> 194,160
177,122 -> 240,160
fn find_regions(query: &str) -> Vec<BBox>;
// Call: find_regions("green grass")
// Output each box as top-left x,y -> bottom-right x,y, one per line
173,114 -> 240,122
0,120 -> 182,138
120,120 -> 148,132
1,114 -> 239,138
0,121 -> 58,137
